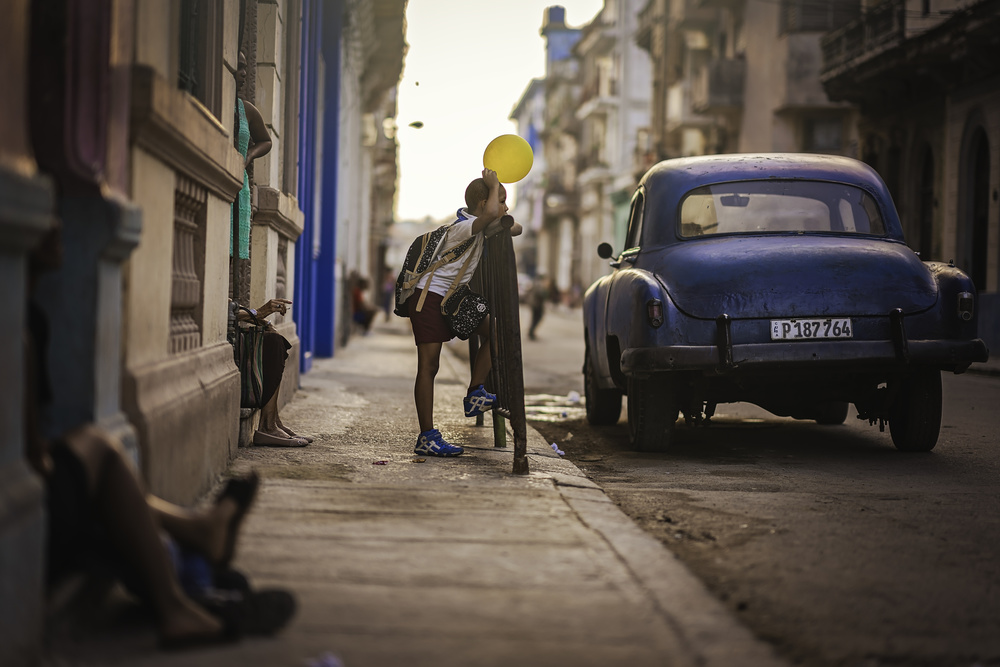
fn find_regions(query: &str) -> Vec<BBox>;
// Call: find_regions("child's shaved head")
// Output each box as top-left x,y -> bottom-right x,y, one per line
465,178 -> 505,211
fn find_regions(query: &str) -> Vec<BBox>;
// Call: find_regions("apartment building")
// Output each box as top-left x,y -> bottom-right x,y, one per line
0,1 -> 406,662
821,0 -> 1000,353
574,0 -> 653,291
637,0 -> 861,160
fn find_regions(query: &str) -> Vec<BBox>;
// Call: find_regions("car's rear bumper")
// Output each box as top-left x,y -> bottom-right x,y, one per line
621,338 -> 989,375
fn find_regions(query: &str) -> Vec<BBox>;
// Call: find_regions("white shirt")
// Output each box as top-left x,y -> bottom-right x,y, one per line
417,208 -> 502,297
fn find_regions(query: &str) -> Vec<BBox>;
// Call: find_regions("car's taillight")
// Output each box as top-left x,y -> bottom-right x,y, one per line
958,292 -> 974,321
647,299 -> 663,328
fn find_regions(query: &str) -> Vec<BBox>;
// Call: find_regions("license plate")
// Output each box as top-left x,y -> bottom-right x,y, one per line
770,318 -> 853,340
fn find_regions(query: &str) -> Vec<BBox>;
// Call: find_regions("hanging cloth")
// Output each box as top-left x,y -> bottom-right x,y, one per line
230,98 -> 252,259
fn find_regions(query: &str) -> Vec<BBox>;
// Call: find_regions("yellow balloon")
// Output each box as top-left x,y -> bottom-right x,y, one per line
483,134 -> 534,183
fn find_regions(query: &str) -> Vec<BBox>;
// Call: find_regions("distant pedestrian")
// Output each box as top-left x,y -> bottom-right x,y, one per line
400,168 -> 522,457
381,268 -> 396,321
528,274 -> 549,340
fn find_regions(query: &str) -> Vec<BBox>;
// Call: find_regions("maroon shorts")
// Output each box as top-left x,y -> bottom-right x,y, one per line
407,290 -> 454,344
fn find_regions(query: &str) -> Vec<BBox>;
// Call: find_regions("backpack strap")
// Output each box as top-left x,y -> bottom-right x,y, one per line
409,236 -> 477,313
439,237 -> 482,313
403,236 -> 475,289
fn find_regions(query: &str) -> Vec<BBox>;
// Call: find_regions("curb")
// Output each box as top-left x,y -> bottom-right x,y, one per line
440,343 -> 789,667
522,424 -> 788,667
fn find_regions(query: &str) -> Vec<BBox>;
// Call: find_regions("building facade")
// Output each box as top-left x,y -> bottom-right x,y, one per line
0,1 -> 406,662
574,0 -> 652,292
509,77 -> 548,279
820,0 -> 1000,353
636,0 -> 861,162
528,2 -> 653,305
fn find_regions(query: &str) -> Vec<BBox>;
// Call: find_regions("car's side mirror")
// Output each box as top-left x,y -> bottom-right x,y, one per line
597,242 -> 614,259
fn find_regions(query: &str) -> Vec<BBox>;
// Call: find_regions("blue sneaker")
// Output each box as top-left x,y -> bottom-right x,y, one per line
464,385 -> 496,417
414,429 -> 464,457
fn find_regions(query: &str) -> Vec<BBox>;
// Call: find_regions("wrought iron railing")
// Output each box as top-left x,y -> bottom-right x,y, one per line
468,220 -> 529,474
821,0 -> 903,76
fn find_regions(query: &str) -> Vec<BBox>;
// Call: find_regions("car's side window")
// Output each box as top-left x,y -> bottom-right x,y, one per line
624,191 -> 645,251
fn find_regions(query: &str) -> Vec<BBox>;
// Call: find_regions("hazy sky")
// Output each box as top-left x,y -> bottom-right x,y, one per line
395,0 -> 603,222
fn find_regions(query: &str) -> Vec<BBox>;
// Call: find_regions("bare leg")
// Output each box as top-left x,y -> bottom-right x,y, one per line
62,426 -> 221,643
469,316 -> 492,391
415,342 -> 442,433
257,390 -> 283,436
147,495 -> 237,565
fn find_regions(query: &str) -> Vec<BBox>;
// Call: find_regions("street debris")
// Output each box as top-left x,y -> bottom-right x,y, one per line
412,458 -> 426,463
372,460 -> 389,465
567,390 -> 581,403
306,653 -> 345,667
550,442 -> 565,456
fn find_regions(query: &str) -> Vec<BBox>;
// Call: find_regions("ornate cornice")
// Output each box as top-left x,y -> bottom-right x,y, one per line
254,185 -> 305,240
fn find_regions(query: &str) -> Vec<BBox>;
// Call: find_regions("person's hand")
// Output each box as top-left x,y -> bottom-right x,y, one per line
482,168 -> 499,189
257,298 -> 292,318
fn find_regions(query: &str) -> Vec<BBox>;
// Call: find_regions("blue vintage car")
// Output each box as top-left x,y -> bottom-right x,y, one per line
582,154 -> 989,452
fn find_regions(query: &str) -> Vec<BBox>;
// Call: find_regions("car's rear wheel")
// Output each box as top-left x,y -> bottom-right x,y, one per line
888,367 -> 942,452
627,376 -> 678,452
813,402 -> 850,425
584,348 -> 622,425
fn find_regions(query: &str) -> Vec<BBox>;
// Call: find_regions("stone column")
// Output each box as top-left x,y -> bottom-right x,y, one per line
0,2 -> 52,662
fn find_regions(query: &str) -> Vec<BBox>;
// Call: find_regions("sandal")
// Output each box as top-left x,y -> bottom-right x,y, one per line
214,471 -> 260,568
196,586 -> 296,637
280,425 -> 314,443
253,430 -> 308,447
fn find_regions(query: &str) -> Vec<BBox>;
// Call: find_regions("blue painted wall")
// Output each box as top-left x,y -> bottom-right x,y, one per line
295,0 -> 343,373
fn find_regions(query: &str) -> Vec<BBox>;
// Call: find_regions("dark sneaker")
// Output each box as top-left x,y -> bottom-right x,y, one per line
463,385 -> 496,417
414,429 -> 464,457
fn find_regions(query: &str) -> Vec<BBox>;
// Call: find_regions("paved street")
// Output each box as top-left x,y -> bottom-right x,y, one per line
45,316 -> 782,667
524,305 -> 1000,667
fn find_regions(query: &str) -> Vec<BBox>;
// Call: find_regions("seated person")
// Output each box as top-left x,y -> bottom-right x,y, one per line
27,223 -> 268,648
351,276 -> 377,334
232,298 -> 313,447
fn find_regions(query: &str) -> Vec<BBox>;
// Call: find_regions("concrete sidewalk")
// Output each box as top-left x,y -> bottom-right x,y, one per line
50,319 -> 786,667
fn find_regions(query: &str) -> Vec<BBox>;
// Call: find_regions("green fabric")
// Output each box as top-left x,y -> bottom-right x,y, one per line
230,98 -> 251,259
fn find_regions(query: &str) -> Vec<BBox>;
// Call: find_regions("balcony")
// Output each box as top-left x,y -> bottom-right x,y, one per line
665,81 -> 713,134
820,0 -> 904,81
675,0 -> 718,31
695,0 -> 742,9
820,0 -> 1000,106
576,77 -> 620,120
575,13 -> 616,57
692,58 -> 745,113
575,146 -> 610,182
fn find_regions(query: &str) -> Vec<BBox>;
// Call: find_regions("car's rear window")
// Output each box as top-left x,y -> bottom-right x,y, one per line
678,180 -> 886,237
